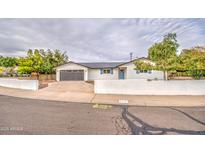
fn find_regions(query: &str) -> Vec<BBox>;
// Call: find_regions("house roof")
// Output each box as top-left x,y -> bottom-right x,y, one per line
56,57 -> 150,69
78,62 -> 125,68
117,57 -> 149,67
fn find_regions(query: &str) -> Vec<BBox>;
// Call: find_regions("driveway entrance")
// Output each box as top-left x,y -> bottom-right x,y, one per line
42,81 -> 94,93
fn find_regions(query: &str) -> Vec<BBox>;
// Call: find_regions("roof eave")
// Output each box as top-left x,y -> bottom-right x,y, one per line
55,61 -> 91,69
117,57 -> 149,67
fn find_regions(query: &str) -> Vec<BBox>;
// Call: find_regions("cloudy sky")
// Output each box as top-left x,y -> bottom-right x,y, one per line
0,18 -> 204,62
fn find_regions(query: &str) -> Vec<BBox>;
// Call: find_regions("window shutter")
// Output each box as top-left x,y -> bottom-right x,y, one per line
111,69 -> 113,74
100,69 -> 103,74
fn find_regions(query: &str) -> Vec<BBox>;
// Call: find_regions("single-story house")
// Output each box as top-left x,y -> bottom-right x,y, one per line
56,58 -> 164,81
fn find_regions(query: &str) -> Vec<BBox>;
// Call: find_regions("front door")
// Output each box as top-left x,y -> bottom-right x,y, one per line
119,70 -> 125,79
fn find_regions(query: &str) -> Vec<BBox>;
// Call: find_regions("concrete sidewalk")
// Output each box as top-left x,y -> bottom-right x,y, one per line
91,94 -> 205,106
0,86 -> 205,106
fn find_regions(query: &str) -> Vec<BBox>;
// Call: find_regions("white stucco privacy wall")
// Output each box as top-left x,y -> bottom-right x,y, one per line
0,78 -> 39,90
94,79 -> 205,95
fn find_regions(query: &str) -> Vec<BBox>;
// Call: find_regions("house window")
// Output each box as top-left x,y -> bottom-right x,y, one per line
136,70 -> 152,73
100,69 -> 113,74
103,69 -> 111,74
140,70 -> 147,73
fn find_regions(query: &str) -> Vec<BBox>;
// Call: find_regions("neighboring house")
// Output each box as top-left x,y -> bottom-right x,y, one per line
56,57 -> 164,81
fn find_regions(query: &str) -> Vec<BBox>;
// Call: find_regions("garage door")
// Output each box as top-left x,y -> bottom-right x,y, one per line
60,70 -> 84,81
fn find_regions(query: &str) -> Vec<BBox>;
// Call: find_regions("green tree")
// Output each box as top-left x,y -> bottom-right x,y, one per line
178,47 -> 205,79
40,49 -> 54,74
17,49 -> 69,77
0,56 -> 17,67
17,49 -> 44,78
53,49 -> 68,67
17,57 -> 34,75
148,33 -> 179,80
134,59 -> 154,71
40,49 -> 68,74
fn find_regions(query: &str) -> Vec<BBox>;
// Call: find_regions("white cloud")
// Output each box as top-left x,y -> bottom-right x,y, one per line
0,18 -> 204,62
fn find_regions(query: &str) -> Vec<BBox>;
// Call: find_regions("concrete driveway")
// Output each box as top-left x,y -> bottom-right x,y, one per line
36,81 -> 94,102
40,81 -> 95,102
42,81 -> 94,93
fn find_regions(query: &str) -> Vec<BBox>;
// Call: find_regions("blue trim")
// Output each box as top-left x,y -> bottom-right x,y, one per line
100,69 -> 103,74
119,70 -> 125,79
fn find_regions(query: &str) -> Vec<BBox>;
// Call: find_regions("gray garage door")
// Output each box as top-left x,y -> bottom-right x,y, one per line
60,70 -> 84,81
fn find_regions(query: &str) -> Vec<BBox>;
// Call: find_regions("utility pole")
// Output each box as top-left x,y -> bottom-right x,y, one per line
130,52 -> 133,61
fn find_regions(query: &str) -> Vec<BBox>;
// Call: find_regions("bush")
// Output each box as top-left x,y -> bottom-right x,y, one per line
187,70 -> 205,79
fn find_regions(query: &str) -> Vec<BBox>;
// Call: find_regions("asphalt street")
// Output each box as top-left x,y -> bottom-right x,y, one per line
0,95 -> 205,135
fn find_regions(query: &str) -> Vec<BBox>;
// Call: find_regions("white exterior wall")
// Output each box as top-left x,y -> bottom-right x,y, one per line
120,62 -> 164,80
0,78 -> 39,90
56,61 -> 164,81
95,79 -> 205,95
88,68 -> 118,80
56,63 -> 88,81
